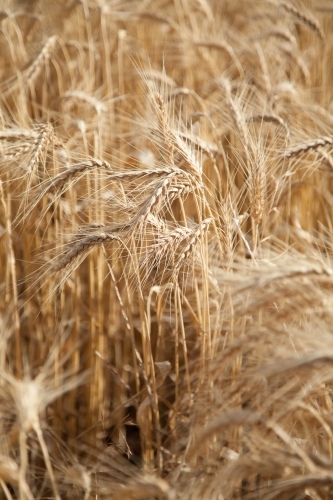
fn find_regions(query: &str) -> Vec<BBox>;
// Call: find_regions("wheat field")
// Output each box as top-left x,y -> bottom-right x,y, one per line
1,0 -> 333,498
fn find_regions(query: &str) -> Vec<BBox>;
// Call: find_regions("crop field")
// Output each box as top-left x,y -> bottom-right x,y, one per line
1,0 -> 333,498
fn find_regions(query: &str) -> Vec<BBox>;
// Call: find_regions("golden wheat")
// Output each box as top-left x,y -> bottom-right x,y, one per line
0,1 -> 333,499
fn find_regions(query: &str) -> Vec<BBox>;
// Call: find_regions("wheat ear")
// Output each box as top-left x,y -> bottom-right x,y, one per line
153,92 -> 175,164
249,153 -> 266,226
27,123 -> 54,176
173,218 -> 213,274
280,2 -> 325,42
132,171 -> 192,228
193,40 -> 244,77
25,36 -> 58,85
43,159 -> 111,193
54,233 -> 123,271
220,78 -> 249,151
60,90 -> 107,115
284,137 -> 333,158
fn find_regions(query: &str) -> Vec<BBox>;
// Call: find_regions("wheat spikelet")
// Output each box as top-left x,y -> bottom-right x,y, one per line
149,91 -> 203,180
284,136 -> 333,158
16,159 -> 111,225
1,142 -> 33,160
0,128 -> 40,160
167,87 -> 192,100
166,183 -> 195,205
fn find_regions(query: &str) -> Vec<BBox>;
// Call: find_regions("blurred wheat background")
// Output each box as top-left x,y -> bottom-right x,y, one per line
1,0 -> 333,498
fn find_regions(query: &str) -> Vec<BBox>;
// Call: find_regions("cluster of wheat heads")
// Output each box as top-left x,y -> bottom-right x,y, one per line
1,0 -> 333,499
